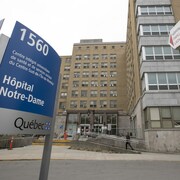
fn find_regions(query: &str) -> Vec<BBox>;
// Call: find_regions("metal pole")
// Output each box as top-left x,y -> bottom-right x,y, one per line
39,133 -> 53,180
39,72 -> 61,180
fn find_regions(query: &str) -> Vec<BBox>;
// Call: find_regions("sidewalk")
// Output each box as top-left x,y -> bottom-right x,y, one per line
0,145 -> 180,161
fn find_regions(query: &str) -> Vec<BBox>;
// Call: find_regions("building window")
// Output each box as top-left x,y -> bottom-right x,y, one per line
161,107 -> 173,128
95,46 -> 98,49
110,90 -> 117,97
107,114 -> 117,124
59,102 -> 65,109
139,24 -> 174,36
142,46 -> 180,60
60,92 -> 67,98
101,71 -> 108,77
92,63 -> 98,68
82,81 -> 89,87
144,107 -> 180,129
110,54 -> 116,60
172,107 -> 180,128
63,74 -> 70,80
150,108 -> 161,128
80,101 -> 87,108
64,66 -> 70,71
82,71 -> 90,78
138,5 -> 172,16
146,72 -> 180,91
70,101 -> 77,108
100,90 -> 107,97
100,80 -> 107,87
110,71 -> 117,77
92,71 -> 98,77
84,54 -> 90,60
110,80 -> 117,87
62,83 -> 68,89
100,100 -> 107,108
83,63 -> 90,68
90,90 -> 98,97
101,62 -> 108,68
74,63 -> 81,68
91,81 -> 98,87
75,55 -> 82,60
102,54 -> 108,59
94,114 -> 104,124
90,100 -> 97,108
81,90 -> 88,97
103,46 -> 106,49
74,72 -> 80,78
93,54 -> 99,60
110,100 -> 117,108
65,58 -> 71,63
110,62 -> 116,68
80,114 -> 90,124
73,81 -> 79,87
71,90 -> 78,97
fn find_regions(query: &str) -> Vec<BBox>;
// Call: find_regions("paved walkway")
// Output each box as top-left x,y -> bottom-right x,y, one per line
0,145 -> 180,161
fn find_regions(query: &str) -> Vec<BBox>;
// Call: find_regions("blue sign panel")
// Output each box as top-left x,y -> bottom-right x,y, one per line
0,21 -> 61,118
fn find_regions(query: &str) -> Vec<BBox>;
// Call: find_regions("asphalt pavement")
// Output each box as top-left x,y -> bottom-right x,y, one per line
1,145 -> 180,180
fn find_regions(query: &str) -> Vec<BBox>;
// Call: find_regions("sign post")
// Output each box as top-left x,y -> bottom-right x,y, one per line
0,21 -> 61,179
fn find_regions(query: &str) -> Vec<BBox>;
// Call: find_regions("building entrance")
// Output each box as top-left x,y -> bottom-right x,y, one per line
93,124 -> 103,133
80,124 -> 90,135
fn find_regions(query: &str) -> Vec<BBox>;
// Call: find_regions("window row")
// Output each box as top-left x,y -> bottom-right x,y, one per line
137,5 -> 172,16
70,100 -> 117,108
75,54 -> 117,60
142,46 -> 180,60
145,107 -> 180,129
72,80 -> 117,87
139,24 -> 174,36
73,71 -> 117,78
74,62 -> 117,69
146,72 -> 180,90
67,113 -> 117,125
71,90 -> 117,97
77,45 -> 122,51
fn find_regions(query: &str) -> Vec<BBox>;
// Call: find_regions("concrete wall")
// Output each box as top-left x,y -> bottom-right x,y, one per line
54,116 -> 66,138
0,137 -> 33,149
145,130 -> 180,152
142,92 -> 180,109
132,100 -> 144,139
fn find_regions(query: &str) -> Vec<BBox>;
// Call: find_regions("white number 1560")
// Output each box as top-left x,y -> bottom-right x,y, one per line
20,28 -> 49,56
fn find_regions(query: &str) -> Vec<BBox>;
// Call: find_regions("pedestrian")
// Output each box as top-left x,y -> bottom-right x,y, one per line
76,126 -> 81,140
125,132 -> 134,150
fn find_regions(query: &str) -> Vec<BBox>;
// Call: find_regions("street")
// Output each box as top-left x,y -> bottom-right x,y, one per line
0,160 -> 180,180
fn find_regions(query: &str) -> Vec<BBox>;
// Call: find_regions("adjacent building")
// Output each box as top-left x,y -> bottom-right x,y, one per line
127,0 -> 180,152
55,0 -> 180,152
56,39 -> 129,137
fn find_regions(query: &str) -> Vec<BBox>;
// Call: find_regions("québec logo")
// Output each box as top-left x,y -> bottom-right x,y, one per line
14,117 -> 51,131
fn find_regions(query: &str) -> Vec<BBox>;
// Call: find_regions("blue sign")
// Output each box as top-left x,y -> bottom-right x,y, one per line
0,21 -> 61,117
0,21 -> 61,134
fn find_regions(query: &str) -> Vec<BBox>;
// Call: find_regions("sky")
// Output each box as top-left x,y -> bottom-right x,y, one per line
0,0 -> 129,56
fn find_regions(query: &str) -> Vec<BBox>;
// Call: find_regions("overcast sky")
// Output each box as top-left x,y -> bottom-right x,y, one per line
1,0 -> 128,56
